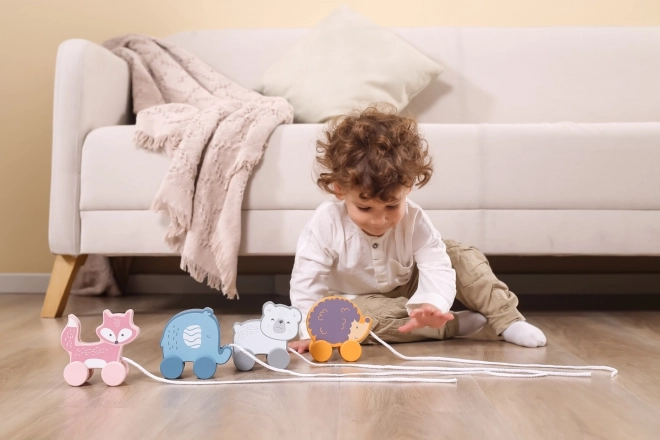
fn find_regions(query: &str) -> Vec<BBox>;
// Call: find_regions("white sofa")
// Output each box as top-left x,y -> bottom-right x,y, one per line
42,26 -> 660,317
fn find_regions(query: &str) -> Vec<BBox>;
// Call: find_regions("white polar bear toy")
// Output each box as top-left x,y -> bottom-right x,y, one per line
232,302 -> 302,371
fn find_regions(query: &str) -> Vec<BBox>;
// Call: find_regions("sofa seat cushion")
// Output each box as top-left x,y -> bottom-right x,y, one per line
80,124 -> 329,211
79,209 -> 660,256
80,122 -> 660,212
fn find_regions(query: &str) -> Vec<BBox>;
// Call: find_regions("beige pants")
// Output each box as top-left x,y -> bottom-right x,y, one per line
352,239 -> 525,344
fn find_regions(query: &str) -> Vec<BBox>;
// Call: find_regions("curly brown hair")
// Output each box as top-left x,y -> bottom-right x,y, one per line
316,104 -> 433,202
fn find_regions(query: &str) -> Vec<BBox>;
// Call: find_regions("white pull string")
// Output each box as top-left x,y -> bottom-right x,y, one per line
121,336 -> 617,385
287,349 -> 591,378
369,331 -> 618,378
122,344 -> 456,385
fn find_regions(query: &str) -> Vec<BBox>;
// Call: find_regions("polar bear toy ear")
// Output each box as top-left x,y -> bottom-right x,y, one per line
290,307 -> 302,323
263,302 -> 275,315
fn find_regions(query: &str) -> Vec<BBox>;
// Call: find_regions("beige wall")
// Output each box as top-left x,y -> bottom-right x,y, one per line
1,0 -> 659,273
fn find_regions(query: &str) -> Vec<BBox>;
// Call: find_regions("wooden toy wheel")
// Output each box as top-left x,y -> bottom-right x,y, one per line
309,340 -> 333,363
63,361 -> 89,387
160,356 -> 184,379
233,348 -> 256,371
267,348 -> 290,369
339,340 -> 362,362
101,361 -> 127,386
193,356 -> 217,380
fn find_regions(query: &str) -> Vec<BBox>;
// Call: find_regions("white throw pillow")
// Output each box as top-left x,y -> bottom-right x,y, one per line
257,6 -> 443,123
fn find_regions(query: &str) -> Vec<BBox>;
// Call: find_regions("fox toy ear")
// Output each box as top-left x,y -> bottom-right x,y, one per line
124,309 -> 134,320
102,309 -> 112,318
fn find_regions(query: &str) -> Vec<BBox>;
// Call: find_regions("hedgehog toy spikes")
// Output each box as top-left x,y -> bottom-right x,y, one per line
306,296 -> 372,362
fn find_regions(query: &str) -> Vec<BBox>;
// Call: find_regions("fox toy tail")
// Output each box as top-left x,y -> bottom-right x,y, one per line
61,314 -> 81,353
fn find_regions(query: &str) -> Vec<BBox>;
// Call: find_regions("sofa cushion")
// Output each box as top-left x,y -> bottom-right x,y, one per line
79,124 -> 330,211
80,122 -> 660,212
79,124 -> 483,211
79,209 -> 660,256
256,7 -> 442,123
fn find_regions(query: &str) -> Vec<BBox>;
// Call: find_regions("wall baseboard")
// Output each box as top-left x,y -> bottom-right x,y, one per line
1,273 -> 659,295
0,274 -> 52,294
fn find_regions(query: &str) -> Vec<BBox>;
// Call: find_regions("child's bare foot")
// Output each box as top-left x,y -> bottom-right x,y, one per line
398,304 -> 454,333
455,311 -> 487,336
501,321 -> 546,347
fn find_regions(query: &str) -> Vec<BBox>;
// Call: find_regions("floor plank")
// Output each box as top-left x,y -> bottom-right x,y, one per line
335,376 -> 518,440
531,312 -> 660,414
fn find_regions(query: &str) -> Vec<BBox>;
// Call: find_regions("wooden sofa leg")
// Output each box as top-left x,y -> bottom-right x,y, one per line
41,255 -> 88,318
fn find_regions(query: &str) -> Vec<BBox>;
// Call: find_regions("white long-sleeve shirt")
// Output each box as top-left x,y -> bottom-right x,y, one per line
290,198 -> 456,339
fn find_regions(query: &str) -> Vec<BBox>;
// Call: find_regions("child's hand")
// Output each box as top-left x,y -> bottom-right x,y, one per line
288,339 -> 311,353
398,304 -> 454,333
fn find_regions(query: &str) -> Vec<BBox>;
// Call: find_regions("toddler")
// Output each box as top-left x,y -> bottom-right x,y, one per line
288,106 -> 546,353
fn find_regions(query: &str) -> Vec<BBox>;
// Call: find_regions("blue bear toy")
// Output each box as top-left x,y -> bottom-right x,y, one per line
159,307 -> 232,379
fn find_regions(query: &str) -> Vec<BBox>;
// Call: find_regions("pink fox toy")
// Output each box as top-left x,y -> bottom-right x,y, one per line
61,309 -> 140,386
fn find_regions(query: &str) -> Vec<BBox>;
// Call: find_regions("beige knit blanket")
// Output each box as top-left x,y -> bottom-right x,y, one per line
103,34 -> 293,298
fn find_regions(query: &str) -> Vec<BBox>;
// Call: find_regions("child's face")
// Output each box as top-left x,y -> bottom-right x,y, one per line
334,184 -> 410,237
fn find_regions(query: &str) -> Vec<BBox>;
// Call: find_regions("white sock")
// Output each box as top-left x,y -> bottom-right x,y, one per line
501,321 -> 547,347
455,311 -> 487,336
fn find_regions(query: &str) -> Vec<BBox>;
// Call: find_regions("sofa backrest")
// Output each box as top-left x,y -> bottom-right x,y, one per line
166,27 -> 660,123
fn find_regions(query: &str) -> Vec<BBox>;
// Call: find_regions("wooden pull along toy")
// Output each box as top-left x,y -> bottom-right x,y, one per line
232,301 -> 302,371
159,307 -> 232,380
306,296 -> 372,362
61,309 -> 140,386
60,302 -> 619,387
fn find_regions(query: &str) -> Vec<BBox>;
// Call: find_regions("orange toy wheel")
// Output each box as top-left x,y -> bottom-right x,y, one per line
309,340 -> 333,362
339,340 -> 362,362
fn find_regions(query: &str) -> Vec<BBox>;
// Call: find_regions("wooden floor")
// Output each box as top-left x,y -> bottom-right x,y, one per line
1,293 -> 659,440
